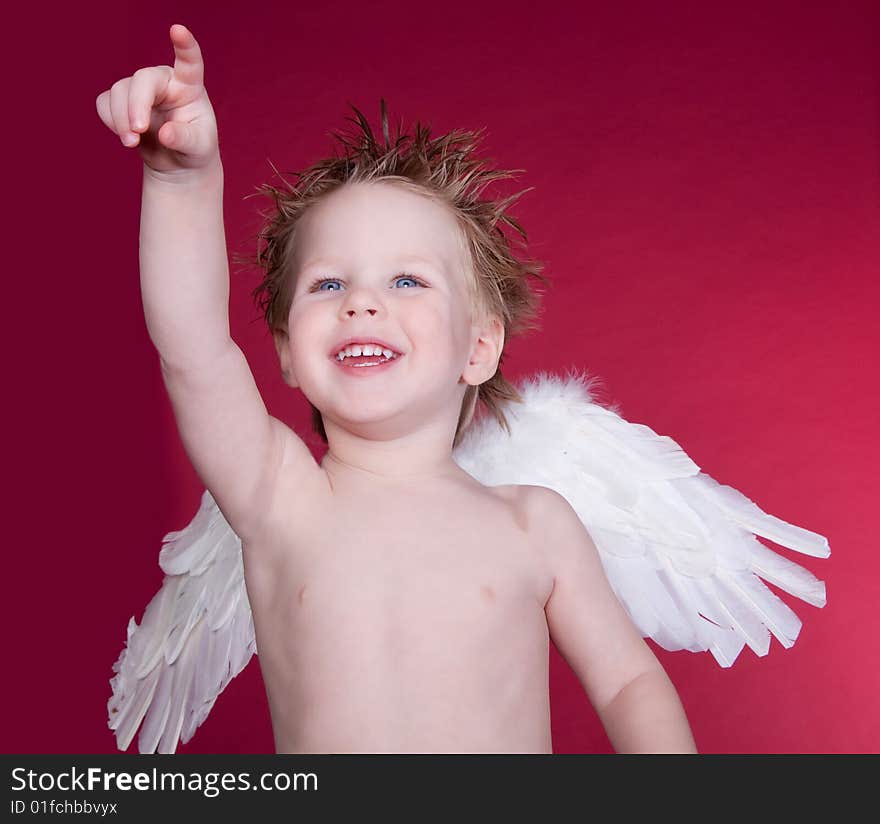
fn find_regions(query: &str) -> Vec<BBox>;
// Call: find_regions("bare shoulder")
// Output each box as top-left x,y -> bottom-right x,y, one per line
513,484 -> 598,566
502,484 -> 575,524
484,483 -> 540,520
488,482 -> 569,519
484,483 -> 559,604
521,484 -> 567,510
488,482 -> 547,502
492,484 -> 585,553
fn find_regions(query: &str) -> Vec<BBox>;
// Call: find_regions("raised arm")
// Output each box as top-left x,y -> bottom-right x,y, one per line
96,24 -> 318,542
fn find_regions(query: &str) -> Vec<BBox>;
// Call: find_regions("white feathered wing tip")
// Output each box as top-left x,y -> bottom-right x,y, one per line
107,490 -> 256,753
452,368 -> 830,668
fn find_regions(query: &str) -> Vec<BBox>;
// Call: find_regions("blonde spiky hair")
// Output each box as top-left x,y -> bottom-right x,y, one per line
236,100 -> 549,449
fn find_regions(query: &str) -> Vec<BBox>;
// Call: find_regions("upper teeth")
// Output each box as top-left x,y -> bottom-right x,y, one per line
335,344 -> 398,360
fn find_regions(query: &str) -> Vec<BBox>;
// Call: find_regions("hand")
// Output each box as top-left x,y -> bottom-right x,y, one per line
96,24 -> 219,175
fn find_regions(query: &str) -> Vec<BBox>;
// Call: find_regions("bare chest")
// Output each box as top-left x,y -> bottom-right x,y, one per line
240,474 -> 555,751
247,481 -> 552,630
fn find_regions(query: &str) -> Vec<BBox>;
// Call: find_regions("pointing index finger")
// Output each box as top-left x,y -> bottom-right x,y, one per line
169,24 -> 204,87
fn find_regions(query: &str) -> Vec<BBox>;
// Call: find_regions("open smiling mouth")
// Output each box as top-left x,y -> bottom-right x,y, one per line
334,353 -> 403,373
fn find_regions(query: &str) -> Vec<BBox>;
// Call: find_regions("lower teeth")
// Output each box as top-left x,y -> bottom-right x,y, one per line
339,353 -> 397,366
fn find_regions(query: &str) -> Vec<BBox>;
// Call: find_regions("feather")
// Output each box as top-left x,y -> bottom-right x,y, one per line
107,490 -> 256,753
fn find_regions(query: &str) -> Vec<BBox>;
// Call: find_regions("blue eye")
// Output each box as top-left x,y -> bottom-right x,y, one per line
308,273 -> 426,292
314,279 -> 342,291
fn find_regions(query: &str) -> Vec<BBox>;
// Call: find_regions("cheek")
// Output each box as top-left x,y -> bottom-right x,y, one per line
413,304 -> 475,377
286,305 -> 322,366
444,301 -> 477,353
408,301 -> 461,350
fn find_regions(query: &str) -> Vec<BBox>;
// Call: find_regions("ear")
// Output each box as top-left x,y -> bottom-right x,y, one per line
273,328 -> 300,389
461,314 -> 505,386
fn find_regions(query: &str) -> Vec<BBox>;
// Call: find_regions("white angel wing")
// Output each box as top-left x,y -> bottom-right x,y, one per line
452,368 -> 830,668
107,489 -> 255,753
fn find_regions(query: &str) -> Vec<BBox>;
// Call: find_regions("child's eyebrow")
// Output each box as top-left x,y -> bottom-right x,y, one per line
300,254 -> 445,274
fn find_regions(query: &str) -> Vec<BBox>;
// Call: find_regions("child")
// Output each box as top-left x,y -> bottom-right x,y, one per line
97,23 -> 698,753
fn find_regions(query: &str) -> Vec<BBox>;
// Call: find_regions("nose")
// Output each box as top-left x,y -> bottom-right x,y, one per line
339,286 -> 381,318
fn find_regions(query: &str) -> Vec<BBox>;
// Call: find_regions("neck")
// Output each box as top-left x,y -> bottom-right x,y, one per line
319,418 -> 466,486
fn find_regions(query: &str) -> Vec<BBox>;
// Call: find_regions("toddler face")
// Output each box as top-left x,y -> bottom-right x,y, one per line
278,181 -> 485,437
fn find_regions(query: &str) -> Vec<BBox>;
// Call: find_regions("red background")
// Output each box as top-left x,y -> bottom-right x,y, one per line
5,1 -> 876,753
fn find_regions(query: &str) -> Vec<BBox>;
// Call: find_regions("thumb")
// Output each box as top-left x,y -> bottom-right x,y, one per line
158,121 -> 198,154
